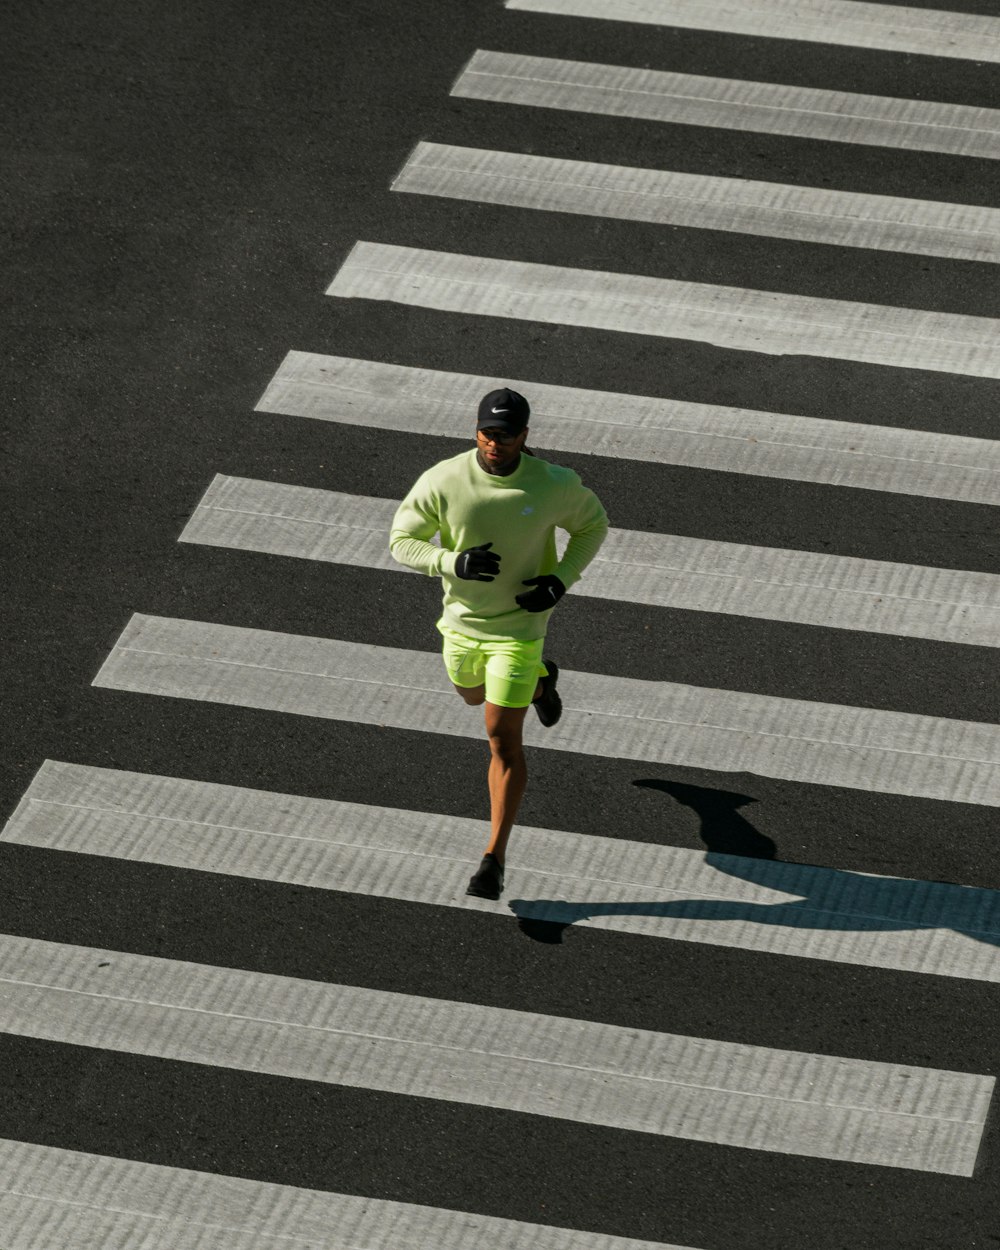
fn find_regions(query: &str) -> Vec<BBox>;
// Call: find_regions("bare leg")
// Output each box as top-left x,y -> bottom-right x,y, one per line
453,682 -> 486,707
483,702 -> 530,867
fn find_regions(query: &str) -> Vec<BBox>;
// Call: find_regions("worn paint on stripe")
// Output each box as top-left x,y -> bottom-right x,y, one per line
93,616 -> 1000,807
394,142 -> 1000,264
0,1138 -> 695,1250
182,476 -> 1000,647
10,761 -> 1000,983
452,51 -> 1000,160
0,935 -> 990,1172
506,0 -> 1000,64
255,353 -> 1000,505
327,242 -> 1000,378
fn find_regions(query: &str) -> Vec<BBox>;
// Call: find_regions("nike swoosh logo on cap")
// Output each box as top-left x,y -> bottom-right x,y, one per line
490,405 -> 510,414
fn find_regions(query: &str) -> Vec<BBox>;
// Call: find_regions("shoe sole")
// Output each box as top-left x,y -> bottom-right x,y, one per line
466,882 -> 502,899
536,661 -> 562,728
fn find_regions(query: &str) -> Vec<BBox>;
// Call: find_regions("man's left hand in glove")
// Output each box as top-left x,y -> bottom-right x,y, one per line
515,574 -> 566,613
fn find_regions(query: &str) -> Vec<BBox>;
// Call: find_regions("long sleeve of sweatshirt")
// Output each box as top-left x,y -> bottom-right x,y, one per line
552,475 -> 609,589
389,449 -> 609,640
387,472 -> 458,579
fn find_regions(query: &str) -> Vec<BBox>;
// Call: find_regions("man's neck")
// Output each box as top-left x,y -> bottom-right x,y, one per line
476,449 -> 521,477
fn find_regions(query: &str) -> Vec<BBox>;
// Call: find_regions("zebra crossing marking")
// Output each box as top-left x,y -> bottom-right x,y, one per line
181,475 -> 1000,647
327,242 -> 1000,378
256,352 -> 1000,504
9,760 -> 1000,982
0,934 -> 990,1171
93,615 -> 1000,807
452,51 -> 1000,159
394,141 -> 1000,263
10,0 -> 999,1238
505,0 -> 1000,64
0,1137 -> 698,1250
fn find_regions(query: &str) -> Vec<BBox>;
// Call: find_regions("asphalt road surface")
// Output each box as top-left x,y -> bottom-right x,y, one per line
3,1 -> 1000,1247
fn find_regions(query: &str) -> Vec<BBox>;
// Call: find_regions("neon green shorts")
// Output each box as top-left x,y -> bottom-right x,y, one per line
438,624 -> 548,709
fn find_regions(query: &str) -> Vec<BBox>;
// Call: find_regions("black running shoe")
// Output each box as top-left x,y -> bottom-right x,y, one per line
533,661 -> 562,728
466,853 -> 504,899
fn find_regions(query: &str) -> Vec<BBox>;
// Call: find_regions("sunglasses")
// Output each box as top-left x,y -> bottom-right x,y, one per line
477,427 -> 521,445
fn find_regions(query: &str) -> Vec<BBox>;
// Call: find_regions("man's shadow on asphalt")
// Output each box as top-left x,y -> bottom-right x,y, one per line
510,780 -> 1000,948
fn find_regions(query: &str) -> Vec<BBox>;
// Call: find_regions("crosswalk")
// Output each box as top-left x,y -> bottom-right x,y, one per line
503,0 -> 1000,62
7,932 -> 986,1171
0,1139 -> 693,1250
3,0 -> 1000,1245
327,242 -> 1000,377
183,475 -> 1000,644
393,142 -> 1000,262
91,613 -> 1000,805
451,50 -> 1000,157
7,761 -> 1000,980
257,351 -> 1000,502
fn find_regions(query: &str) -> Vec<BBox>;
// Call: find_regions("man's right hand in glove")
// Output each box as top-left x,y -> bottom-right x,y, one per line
454,542 -> 501,582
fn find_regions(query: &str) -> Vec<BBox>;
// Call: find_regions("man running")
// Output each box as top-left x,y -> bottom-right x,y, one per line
389,387 -> 609,899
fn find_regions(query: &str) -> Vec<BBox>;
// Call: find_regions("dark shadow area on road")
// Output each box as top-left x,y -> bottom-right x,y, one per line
510,781 -> 1000,954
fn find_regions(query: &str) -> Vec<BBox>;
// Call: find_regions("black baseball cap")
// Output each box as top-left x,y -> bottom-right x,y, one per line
476,387 -> 530,435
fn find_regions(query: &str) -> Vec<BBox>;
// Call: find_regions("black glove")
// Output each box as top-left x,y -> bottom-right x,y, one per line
455,542 -> 501,581
516,574 -> 565,612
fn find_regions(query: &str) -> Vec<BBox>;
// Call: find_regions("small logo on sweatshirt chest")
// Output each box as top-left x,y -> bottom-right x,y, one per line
521,506 -> 535,515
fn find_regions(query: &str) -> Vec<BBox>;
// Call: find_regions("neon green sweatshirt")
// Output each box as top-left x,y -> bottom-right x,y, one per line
389,449 -> 609,641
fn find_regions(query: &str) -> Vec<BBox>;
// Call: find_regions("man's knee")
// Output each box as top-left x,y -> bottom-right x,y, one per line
488,737 -> 525,770
454,683 -> 486,706
485,704 -> 528,761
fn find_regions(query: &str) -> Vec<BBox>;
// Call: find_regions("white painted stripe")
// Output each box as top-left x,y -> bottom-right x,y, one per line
93,615 -> 1000,807
452,51 -> 1000,160
394,142 -> 1000,264
0,1138 -> 700,1250
506,0 -> 1000,64
327,242 -> 1000,378
10,761 -> 1000,983
255,352 -> 1000,505
182,476 -> 1000,648
0,934 -> 990,1172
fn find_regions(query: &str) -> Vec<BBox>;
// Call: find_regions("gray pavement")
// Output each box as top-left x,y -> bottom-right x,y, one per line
3,1 -> 1000,1247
